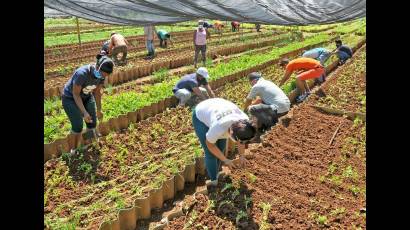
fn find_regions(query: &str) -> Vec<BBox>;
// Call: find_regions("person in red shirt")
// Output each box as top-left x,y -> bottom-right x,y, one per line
231,21 -> 240,32
278,57 -> 325,102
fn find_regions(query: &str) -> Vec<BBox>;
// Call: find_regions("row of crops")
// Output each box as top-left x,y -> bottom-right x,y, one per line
44,16 -> 366,227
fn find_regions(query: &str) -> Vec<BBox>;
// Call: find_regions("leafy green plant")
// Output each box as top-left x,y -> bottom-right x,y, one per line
244,195 -> 252,210
221,183 -> 233,193
247,172 -> 257,183
350,185 -> 361,196
259,202 -> 272,230
235,210 -> 248,224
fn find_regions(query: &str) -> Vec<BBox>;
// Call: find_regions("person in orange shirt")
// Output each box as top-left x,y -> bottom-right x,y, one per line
214,20 -> 224,35
278,57 -> 325,102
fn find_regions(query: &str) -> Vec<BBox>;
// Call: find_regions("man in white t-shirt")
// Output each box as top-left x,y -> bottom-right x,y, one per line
243,72 -> 290,132
192,98 -> 258,186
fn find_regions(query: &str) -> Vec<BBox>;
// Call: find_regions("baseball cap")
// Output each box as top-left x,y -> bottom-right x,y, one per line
248,72 -> 262,81
196,67 -> 209,79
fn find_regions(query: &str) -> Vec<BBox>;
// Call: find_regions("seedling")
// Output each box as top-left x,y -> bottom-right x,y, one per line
244,195 -> 252,210
342,165 -> 358,180
319,175 -> 326,183
330,207 -> 346,217
221,183 -> 233,193
247,173 -> 257,183
316,215 -> 328,226
350,185 -> 361,196
259,202 -> 272,230
231,189 -> 240,200
183,210 -> 198,229
235,210 -> 248,224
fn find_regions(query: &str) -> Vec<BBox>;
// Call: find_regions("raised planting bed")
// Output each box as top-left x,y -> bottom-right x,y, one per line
45,38 -> 366,228
44,32 -> 297,90
44,34 -> 332,148
44,29 -> 260,65
44,107 -> 205,229
44,30 -> 284,80
166,103 -> 366,229
307,45 -> 366,114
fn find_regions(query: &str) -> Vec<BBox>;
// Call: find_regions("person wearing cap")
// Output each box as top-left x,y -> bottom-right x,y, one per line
193,98 -> 258,186
62,56 -> 114,155
108,32 -> 129,65
334,39 -> 353,65
156,29 -> 173,48
193,24 -> 210,68
144,24 -> 157,59
231,21 -> 240,32
213,20 -> 224,35
172,67 -> 215,106
243,72 -> 290,132
279,57 -> 325,103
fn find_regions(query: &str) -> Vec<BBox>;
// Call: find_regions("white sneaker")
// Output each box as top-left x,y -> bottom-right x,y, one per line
206,179 -> 218,187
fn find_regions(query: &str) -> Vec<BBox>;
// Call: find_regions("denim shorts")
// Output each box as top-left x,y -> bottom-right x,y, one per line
62,95 -> 97,133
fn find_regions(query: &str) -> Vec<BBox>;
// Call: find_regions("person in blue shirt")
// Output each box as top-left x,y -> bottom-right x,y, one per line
302,47 -> 332,65
302,47 -> 332,83
62,56 -> 114,154
335,39 -> 353,65
156,29 -> 173,48
173,67 -> 215,106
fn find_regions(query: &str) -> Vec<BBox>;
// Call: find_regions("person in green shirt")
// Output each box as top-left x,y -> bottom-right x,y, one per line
156,29 -> 173,48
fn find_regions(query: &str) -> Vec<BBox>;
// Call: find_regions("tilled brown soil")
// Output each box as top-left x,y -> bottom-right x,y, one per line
166,104 -> 366,229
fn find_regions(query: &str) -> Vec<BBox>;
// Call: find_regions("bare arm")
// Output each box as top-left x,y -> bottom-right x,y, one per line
108,38 -> 114,53
243,98 -> 253,112
206,140 -> 230,162
204,84 -> 215,98
279,71 -> 292,86
73,84 -> 88,115
192,87 -> 207,101
93,84 -> 103,112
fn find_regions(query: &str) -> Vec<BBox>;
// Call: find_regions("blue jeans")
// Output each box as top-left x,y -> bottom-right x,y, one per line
146,40 -> 155,56
62,96 -> 97,133
337,50 -> 351,62
318,52 -> 331,65
192,109 -> 226,181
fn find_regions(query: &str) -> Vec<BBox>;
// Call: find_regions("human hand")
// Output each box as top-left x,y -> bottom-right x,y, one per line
83,112 -> 93,123
222,159 -> 234,170
97,110 -> 104,121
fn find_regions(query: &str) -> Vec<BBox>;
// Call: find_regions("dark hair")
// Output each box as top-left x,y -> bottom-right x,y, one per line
335,39 -> 342,44
231,119 -> 256,142
279,58 -> 290,67
96,56 -> 114,74
248,72 -> 262,81
165,33 -> 171,38
111,32 -> 117,36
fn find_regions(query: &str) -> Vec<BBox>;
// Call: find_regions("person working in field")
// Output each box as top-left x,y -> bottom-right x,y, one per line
279,57 -> 325,103
213,20 -> 224,34
193,98 -> 258,186
334,39 -> 353,65
231,21 -> 240,32
203,21 -> 213,29
255,23 -> 261,32
173,67 -> 215,106
62,56 -> 114,155
100,40 -> 110,55
156,29 -> 173,48
144,24 -> 157,59
193,23 -> 210,68
302,47 -> 332,83
108,32 -> 129,66
243,72 -> 290,132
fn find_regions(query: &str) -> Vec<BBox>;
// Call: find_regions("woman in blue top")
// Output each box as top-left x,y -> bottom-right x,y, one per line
156,30 -> 173,48
62,55 -> 114,154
